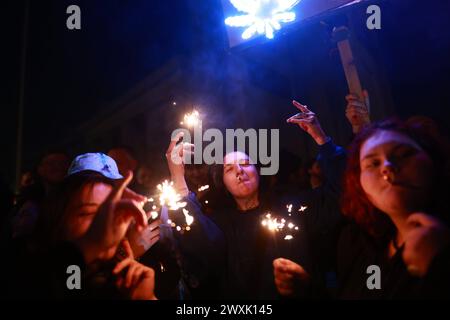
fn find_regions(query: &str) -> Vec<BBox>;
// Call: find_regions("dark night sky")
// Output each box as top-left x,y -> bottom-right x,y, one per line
3,0 -> 450,190
3,0 -> 205,186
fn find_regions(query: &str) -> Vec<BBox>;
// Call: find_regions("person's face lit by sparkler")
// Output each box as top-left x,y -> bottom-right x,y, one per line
223,151 -> 259,200
359,130 -> 434,217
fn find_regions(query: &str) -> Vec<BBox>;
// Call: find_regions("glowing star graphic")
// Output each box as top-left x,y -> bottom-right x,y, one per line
225,0 -> 301,40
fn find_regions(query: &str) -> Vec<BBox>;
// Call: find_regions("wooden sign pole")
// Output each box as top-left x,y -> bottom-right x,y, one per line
332,26 -> 368,113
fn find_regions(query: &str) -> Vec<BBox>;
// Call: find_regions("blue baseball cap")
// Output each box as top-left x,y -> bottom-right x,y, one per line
67,153 -> 123,179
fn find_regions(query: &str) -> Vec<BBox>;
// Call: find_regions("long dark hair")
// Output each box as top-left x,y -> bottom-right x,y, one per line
341,117 -> 450,240
34,171 -> 114,247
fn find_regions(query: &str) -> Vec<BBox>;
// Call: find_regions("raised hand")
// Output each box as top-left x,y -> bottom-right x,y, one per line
287,100 -> 328,145
75,171 -> 148,264
345,90 -> 370,134
165,131 -> 194,196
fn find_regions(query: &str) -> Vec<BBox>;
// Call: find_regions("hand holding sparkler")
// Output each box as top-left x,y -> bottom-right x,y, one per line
273,258 -> 310,297
287,100 -> 328,145
165,132 -> 194,196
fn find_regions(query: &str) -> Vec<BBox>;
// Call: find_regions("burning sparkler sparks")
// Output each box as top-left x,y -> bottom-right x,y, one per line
198,185 -> 210,192
145,180 -> 197,233
180,110 -> 200,128
156,180 -> 187,211
150,211 -> 159,220
261,213 -> 286,232
261,212 -> 299,240
182,209 -> 194,226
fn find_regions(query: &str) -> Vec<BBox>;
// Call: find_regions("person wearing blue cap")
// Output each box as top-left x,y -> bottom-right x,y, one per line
4,153 -> 160,299
67,152 -> 125,180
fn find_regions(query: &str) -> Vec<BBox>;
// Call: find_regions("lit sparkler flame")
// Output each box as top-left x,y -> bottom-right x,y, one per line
182,209 -> 194,226
157,180 -> 187,211
150,211 -> 159,220
198,185 -> 210,192
261,213 -> 285,231
180,110 -> 200,127
147,180 -> 194,232
261,212 -> 299,240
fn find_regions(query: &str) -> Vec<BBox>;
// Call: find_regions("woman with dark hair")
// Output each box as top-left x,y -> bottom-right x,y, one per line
4,153 -> 157,300
275,117 -> 450,298
166,136 -> 302,299
165,99 -> 346,299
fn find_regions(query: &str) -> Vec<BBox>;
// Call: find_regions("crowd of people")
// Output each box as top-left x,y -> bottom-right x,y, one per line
2,92 -> 450,300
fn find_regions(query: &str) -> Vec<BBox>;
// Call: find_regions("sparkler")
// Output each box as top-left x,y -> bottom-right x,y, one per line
150,211 -> 159,220
180,110 -> 200,128
262,202 -> 305,243
259,203 -> 307,256
145,180 -> 194,233
182,209 -> 194,226
261,213 -> 298,239
156,180 -> 187,211
261,213 -> 286,232
261,212 -> 299,257
198,185 -> 210,192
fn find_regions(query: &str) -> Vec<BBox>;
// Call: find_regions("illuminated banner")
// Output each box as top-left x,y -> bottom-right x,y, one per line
222,0 -> 363,47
